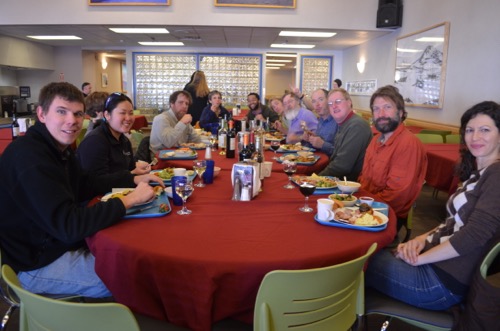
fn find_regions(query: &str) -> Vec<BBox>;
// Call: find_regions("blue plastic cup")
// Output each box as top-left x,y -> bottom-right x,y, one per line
203,159 -> 215,184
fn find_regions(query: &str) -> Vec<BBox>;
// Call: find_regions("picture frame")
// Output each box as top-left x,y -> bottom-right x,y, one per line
214,0 -> 295,9
89,0 -> 170,6
101,73 -> 109,88
394,22 -> 450,108
345,79 -> 378,96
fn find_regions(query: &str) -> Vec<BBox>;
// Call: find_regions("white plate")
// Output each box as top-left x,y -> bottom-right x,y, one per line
101,189 -> 155,207
332,209 -> 388,227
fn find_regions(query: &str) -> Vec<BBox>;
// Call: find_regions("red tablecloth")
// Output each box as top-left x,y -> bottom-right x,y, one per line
425,143 -> 460,194
154,149 -> 330,175
86,172 -> 396,331
131,115 -> 148,131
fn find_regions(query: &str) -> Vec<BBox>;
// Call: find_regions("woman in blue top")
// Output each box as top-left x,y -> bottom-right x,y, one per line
78,92 -> 150,176
199,90 -> 231,131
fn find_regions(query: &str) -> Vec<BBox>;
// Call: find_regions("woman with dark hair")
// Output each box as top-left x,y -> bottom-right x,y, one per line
199,90 -> 230,130
78,92 -> 150,176
183,70 -> 210,125
366,101 -> 500,310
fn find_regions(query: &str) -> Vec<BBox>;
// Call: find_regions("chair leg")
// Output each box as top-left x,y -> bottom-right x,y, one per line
1,304 -> 18,331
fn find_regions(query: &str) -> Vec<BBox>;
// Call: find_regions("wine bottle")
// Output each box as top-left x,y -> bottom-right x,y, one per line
226,120 -> 236,158
248,130 -> 256,154
252,134 -> 265,181
239,132 -> 252,162
11,112 -> 20,139
218,119 -> 227,155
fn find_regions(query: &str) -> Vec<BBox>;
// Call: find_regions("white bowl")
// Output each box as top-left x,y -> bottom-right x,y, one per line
358,196 -> 374,206
328,193 -> 357,207
336,181 -> 361,194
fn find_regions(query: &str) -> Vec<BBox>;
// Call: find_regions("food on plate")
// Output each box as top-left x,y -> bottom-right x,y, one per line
180,142 -> 206,149
293,175 -> 337,188
158,203 -> 169,213
175,147 -> 194,155
153,168 -> 175,180
330,193 -> 356,202
280,154 -> 315,163
334,206 -> 383,226
153,186 -> 164,196
101,189 -> 134,201
264,132 -> 284,140
280,143 -> 308,151
358,203 -> 374,214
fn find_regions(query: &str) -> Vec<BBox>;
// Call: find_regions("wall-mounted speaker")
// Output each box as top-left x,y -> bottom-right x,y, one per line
376,0 -> 403,29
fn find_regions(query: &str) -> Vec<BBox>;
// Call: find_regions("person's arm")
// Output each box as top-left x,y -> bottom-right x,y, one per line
199,105 -> 212,130
150,113 -> 187,149
319,139 -> 334,156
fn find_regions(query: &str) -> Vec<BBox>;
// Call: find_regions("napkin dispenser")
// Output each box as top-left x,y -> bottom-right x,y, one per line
231,161 -> 261,201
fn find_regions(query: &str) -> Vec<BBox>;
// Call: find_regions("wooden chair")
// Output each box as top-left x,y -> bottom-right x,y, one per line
2,264 -> 141,331
254,243 -> 377,331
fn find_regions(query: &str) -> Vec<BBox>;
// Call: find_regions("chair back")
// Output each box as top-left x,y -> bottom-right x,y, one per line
445,134 -> 460,144
254,243 -> 377,331
1,265 -> 140,331
415,133 -> 444,144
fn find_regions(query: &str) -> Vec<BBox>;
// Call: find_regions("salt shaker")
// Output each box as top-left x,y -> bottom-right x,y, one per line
204,145 -> 212,159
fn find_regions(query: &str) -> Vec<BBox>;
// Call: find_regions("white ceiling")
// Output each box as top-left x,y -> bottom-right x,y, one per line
0,24 -> 391,68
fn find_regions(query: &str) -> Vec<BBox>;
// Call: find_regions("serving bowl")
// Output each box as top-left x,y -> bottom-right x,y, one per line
328,193 -> 357,207
336,181 -> 361,194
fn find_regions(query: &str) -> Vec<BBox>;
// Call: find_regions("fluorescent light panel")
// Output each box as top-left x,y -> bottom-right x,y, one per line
265,63 -> 285,66
265,59 -> 292,63
27,35 -> 81,40
266,53 -> 297,58
138,41 -> 184,46
279,31 -> 336,38
416,37 -> 444,42
110,28 -> 169,34
397,48 -> 422,53
271,44 -> 315,49
266,67 -> 280,70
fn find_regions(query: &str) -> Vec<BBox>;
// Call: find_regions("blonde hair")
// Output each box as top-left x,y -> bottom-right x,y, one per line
192,71 -> 210,98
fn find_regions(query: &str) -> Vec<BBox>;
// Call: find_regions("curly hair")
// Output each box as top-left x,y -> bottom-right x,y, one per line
85,91 -> 109,118
457,101 -> 500,181
369,85 -> 407,121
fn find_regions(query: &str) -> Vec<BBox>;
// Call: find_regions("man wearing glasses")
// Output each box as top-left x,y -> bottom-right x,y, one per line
319,88 -> 372,181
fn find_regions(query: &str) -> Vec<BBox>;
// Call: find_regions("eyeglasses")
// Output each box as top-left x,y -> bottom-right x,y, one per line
327,99 -> 346,106
104,92 -> 124,111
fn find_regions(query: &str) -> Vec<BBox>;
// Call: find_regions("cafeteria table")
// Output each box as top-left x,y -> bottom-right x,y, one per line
87,170 -> 397,331
424,143 -> 460,195
153,148 -> 330,175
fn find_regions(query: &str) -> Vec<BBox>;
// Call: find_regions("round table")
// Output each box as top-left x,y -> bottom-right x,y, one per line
87,170 -> 396,331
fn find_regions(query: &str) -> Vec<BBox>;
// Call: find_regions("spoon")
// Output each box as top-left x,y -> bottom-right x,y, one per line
344,176 -> 348,185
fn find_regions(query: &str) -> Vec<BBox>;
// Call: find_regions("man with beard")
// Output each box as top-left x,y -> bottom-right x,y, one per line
245,92 -> 279,124
358,85 -> 427,236
282,92 -> 318,144
150,90 -> 202,152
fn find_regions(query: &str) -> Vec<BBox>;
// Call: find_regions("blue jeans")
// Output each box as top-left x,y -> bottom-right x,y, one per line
18,249 -> 112,298
365,249 -> 463,310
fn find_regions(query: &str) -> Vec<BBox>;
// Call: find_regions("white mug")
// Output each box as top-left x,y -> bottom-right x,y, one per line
173,168 -> 187,176
317,198 -> 335,221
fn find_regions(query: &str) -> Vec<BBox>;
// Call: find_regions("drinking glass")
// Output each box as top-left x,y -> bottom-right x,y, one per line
175,181 -> 194,215
209,135 -> 217,152
298,180 -> 316,212
193,160 -> 207,187
270,140 -> 281,160
283,161 -> 297,189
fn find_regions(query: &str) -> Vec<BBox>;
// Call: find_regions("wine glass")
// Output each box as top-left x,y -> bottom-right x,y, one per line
283,161 -> 297,189
209,135 -> 217,151
270,140 -> 281,160
175,181 -> 194,215
192,160 -> 207,187
298,180 -> 316,212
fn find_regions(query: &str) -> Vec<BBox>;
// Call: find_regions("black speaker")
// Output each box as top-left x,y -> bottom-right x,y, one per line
376,0 -> 403,28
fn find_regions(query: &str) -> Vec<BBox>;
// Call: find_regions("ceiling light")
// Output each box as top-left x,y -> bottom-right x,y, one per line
415,37 -> 444,42
396,48 -> 422,53
138,41 -> 184,46
279,31 -> 336,38
110,28 -> 169,34
27,35 -> 81,40
271,44 -> 315,49
266,63 -> 285,66
266,53 -> 297,58
266,67 -> 280,70
265,59 -> 292,63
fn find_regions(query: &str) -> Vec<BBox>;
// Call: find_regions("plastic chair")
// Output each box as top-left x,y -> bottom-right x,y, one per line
2,264 -> 141,331
254,243 -> 377,331
415,133 -> 444,144
445,134 -> 460,144
419,129 -> 452,143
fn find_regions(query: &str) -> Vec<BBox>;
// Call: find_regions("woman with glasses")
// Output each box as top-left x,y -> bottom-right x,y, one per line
78,92 -> 150,176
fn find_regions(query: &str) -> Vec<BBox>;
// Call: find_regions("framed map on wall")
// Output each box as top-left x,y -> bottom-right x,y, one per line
215,0 -> 295,8
394,22 -> 450,108
89,0 -> 170,5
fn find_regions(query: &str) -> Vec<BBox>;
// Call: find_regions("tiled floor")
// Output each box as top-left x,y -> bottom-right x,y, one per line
0,185 -> 449,331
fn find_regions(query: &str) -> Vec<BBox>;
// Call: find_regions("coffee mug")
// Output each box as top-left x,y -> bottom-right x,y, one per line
173,168 -> 187,176
317,198 -> 335,221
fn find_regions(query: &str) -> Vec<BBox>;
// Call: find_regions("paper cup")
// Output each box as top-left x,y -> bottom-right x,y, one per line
263,161 -> 273,177
359,196 -> 374,206
317,198 -> 335,221
173,168 -> 187,176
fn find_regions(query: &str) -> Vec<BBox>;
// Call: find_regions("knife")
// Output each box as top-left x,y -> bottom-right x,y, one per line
126,204 -> 158,215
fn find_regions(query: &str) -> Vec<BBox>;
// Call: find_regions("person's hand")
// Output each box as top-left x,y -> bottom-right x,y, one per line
394,236 -> 426,265
308,136 -> 324,149
180,114 -> 193,125
119,182 -> 155,209
289,85 -> 303,99
131,160 -> 151,175
133,173 -> 165,187
210,105 -> 218,112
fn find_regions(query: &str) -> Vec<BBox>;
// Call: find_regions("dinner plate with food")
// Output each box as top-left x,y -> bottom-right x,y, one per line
277,153 -> 319,165
292,174 -> 337,189
101,187 -> 162,207
158,148 -> 198,160
264,132 -> 285,141
179,142 -> 207,150
124,187 -> 172,219
150,168 -> 196,185
332,204 -> 388,227
278,144 -> 313,152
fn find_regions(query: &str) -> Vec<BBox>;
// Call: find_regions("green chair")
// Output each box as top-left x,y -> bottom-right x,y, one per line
254,243 -> 377,331
75,119 -> 90,146
2,265 -> 141,331
419,129 -> 452,143
1,250 -> 19,331
415,133 -> 444,144
445,134 -> 460,144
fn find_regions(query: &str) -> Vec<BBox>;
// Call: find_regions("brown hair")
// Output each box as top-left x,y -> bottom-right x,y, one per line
169,90 -> 192,106
191,71 -> 210,98
38,82 -> 84,115
369,85 -> 407,121
85,91 -> 109,118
